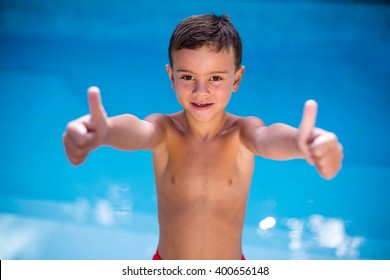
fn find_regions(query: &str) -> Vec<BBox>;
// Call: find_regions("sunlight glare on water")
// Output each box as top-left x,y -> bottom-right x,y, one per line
259,217 -> 277,230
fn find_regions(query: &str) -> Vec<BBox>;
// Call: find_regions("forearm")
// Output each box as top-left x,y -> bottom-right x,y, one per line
103,114 -> 158,151
255,123 -> 303,160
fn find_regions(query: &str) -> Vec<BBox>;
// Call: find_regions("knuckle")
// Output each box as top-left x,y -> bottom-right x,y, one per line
66,121 -> 78,132
70,156 -> 84,166
74,135 -> 87,147
323,173 -> 334,180
316,160 -> 326,170
73,147 -> 87,158
329,132 -> 337,140
320,168 -> 333,179
310,146 -> 323,159
325,132 -> 337,143
315,157 -> 331,171
313,148 -> 323,158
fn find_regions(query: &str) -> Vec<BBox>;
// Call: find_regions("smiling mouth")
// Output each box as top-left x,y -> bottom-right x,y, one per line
191,103 -> 214,110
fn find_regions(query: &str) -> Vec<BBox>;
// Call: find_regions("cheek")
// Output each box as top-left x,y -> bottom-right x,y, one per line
217,83 -> 234,97
174,80 -> 193,92
223,92 -> 233,104
175,89 -> 189,106
216,88 -> 233,104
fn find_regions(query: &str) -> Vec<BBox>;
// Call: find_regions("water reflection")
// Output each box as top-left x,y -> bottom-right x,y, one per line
0,182 -> 135,259
256,216 -> 277,239
62,183 -> 133,226
62,197 -> 90,223
259,216 -> 276,230
0,214 -> 55,259
285,214 -> 363,259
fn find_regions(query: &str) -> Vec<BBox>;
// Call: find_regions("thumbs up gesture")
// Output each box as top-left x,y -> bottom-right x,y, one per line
297,100 -> 343,179
63,86 -> 109,165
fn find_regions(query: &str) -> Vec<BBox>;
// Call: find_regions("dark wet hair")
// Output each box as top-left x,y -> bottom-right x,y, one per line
168,14 -> 242,70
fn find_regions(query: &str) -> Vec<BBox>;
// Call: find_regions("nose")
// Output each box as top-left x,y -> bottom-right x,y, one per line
192,81 -> 210,95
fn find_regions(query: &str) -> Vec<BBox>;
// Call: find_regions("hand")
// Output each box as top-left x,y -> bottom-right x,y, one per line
297,100 -> 343,179
63,86 -> 108,165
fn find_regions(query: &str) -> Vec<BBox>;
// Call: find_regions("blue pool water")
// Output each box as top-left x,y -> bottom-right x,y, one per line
1,0 -> 389,260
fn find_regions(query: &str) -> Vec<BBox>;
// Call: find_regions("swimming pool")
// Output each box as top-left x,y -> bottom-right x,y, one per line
1,0 -> 389,259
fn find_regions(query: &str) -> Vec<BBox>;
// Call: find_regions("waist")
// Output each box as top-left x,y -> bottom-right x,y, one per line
153,249 -> 246,260
156,229 -> 244,260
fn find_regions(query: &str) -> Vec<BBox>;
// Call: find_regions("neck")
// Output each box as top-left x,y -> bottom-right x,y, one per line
183,110 -> 227,141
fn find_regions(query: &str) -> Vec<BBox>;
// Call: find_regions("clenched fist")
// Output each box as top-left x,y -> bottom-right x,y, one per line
63,86 -> 108,165
297,100 -> 343,179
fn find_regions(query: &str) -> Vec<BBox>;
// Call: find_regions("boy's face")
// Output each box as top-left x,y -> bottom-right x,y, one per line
166,46 -> 244,122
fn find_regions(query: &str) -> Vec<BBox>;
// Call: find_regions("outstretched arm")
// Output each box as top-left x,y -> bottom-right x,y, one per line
62,86 -> 162,165
240,100 -> 343,179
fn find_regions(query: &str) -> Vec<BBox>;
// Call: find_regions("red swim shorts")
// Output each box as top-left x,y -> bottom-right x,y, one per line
152,250 -> 246,260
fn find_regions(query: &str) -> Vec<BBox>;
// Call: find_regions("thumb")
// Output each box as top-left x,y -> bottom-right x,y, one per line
298,100 -> 318,164
88,86 -> 107,120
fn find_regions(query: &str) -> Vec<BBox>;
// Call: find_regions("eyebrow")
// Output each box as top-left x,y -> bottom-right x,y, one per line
176,69 -> 229,75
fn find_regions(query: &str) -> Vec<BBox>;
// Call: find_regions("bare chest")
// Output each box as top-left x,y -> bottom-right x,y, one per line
152,129 -> 254,207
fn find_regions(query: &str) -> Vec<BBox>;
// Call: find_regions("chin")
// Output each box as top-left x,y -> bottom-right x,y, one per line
187,109 -> 224,123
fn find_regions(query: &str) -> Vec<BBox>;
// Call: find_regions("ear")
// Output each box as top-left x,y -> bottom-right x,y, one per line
232,66 -> 245,92
165,64 -> 175,90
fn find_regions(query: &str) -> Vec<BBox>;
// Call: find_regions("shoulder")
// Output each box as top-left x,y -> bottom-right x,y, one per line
224,114 -> 265,136
229,115 -> 266,154
144,112 -> 184,132
143,112 -> 186,151
145,113 -> 170,124
230,115 -> 265,131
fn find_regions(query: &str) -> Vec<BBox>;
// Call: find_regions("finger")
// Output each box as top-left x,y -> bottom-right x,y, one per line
298,100 -> 318,165
309,131 -> 337,160
316,159 -> 341,180
88,86 -> 106,120
299,100 -> 318,141
63,132 -> 87,165
66,117 -> 94,148
310,137 -> 343,180
63,130 -> 95,165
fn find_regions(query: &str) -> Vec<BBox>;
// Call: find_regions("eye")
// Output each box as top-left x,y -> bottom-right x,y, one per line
210,76 -> 222,82
181,75 -> 194,81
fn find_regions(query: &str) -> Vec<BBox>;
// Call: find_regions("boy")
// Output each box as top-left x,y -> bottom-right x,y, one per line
63,14 -> 343,260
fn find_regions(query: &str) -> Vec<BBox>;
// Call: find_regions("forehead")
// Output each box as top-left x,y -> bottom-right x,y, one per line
171,46 -> 235,72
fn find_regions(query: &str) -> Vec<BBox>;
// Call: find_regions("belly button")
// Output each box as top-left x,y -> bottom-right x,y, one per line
228,179 -> 233,187
171,176 -> 176,185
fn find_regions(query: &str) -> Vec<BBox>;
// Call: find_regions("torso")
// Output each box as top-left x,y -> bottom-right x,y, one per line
151,112 -> 255,259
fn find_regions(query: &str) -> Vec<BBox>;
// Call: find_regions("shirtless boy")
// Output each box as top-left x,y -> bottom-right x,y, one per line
63,14 -> 343,260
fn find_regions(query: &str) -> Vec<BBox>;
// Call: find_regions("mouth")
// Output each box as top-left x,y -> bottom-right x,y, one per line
190,102 -> 214,110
